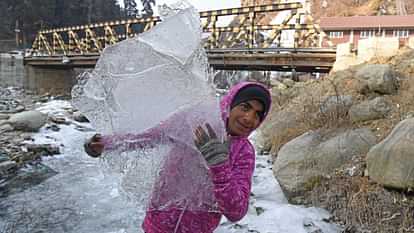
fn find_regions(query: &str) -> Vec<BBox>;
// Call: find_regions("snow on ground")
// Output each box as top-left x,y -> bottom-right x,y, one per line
28,100 -> 341,233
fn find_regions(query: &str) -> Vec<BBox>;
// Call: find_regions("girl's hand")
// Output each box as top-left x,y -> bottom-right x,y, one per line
84,134 -> 104,157
193,123 -> 229,166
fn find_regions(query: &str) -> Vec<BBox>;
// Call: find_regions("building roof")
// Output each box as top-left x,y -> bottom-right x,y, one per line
320,15 -> 414,30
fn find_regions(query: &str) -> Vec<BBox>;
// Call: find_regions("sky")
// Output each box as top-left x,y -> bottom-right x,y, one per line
118,0 -> 241,14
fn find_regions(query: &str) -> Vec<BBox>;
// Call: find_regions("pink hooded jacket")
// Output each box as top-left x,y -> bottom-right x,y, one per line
101,82 -> 271,233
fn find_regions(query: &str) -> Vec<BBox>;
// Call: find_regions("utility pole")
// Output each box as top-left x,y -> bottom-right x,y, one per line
87,0 -> 94,23
15,20 -> 21,48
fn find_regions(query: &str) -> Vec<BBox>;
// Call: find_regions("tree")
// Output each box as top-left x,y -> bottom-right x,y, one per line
0,0 -> 122,48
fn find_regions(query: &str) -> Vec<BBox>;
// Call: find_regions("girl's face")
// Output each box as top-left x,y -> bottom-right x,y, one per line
227,99 -> 264,137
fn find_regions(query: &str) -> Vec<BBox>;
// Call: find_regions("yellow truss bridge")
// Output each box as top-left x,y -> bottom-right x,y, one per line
25,2 -> 336,73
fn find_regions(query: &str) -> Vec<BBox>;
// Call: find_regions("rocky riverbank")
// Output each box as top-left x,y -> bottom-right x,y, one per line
0,87 -> 90,197
258,48 -> 414,232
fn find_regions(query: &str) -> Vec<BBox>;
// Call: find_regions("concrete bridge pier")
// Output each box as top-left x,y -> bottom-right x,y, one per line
24,66 -> 78,95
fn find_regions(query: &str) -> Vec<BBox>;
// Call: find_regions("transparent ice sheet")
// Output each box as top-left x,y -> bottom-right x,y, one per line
72,1 -> 225,213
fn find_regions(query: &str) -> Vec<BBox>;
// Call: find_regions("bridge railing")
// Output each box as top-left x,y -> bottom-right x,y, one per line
28,2 -> 331,57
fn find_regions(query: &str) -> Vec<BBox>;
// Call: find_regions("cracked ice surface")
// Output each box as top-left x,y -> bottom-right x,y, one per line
72,1 -> 226,213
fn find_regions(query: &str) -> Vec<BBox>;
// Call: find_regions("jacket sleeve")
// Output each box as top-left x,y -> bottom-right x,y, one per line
101,126 -> 165,152
209,142 -> 255,222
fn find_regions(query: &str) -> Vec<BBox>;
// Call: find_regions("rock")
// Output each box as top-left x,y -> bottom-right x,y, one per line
0,113 -> 9,120
349,97 -> 392,122
0,149 -> 9,162
46,124 -> 61,132
0,161 -> 17,173
8,110 -> 47,131
14,105 -> 25,113
0,163 -> 57,198
355,64 -> 399,95
11,152 -> 41,164
256,109 -> 306,157
367,118 -> 414,190
273,128 -> 376,202
25,144 -> 61,156
50,116 -> 68,124
0,123 -> 14,132
73,111 -> 89,123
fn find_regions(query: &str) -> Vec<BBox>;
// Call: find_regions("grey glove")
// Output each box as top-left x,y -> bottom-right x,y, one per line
194,123 -> 229,166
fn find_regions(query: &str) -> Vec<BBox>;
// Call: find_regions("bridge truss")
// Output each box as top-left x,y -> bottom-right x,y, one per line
25,2 -> 335,72
29,2 -> 330,56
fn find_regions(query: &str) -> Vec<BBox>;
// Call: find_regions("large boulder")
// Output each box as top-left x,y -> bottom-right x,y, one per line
256,109 -> 305,156
355,64 -> 399,95
349,97 -> 392,123
256,84 -> 312,155
367,118 -> 414,190
8,110 -> 47,132
273,128 -> 376,202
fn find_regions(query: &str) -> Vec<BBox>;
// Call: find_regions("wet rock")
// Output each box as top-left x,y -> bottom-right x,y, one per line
25,144 -> 61,156
37,94 -> 51,103
74,124 -> 94,132
50,116 -> 69,125
0,123 -> 14,132
13,105 -> 26,113
46,124 -> 61,132
0,161 -> 17,174
73,111 -> 89,123
303,218 -> 323,233
0,97 -> 25,113
11,152 -> 41,164
0,150 -> 9,163
0,113 -> 9,120
8,110 -> 47,131
0,163 -> 58,198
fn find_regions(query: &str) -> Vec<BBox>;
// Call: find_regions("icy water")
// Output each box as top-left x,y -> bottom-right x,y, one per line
0,122 -> 141,233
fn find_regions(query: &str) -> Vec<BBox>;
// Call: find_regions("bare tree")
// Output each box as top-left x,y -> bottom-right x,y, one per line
141,0 -> 155,17
124,0 -> 139,17
396,0 -> 408,15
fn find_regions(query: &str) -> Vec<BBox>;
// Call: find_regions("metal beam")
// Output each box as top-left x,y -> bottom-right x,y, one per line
24,50 -> 335,73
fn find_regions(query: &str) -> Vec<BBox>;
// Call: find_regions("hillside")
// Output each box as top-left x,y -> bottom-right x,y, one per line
242,0 -> 414,20
256,45 -> 414,232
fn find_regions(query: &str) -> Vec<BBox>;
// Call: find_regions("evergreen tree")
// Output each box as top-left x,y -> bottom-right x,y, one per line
0,0 -> 122,48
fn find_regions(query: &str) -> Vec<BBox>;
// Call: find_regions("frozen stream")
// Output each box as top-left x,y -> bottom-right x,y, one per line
0,100 -> 341,233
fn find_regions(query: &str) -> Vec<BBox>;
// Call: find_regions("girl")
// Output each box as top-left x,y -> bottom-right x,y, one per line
85,81 -> 271,233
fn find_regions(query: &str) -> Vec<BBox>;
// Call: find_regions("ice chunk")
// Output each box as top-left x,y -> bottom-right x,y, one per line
72,1 -> 225,213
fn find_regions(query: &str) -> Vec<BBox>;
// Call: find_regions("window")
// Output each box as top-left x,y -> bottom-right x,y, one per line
393,29 -> 410,38
360,30 -> 377,38
329,31 -> 343,38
